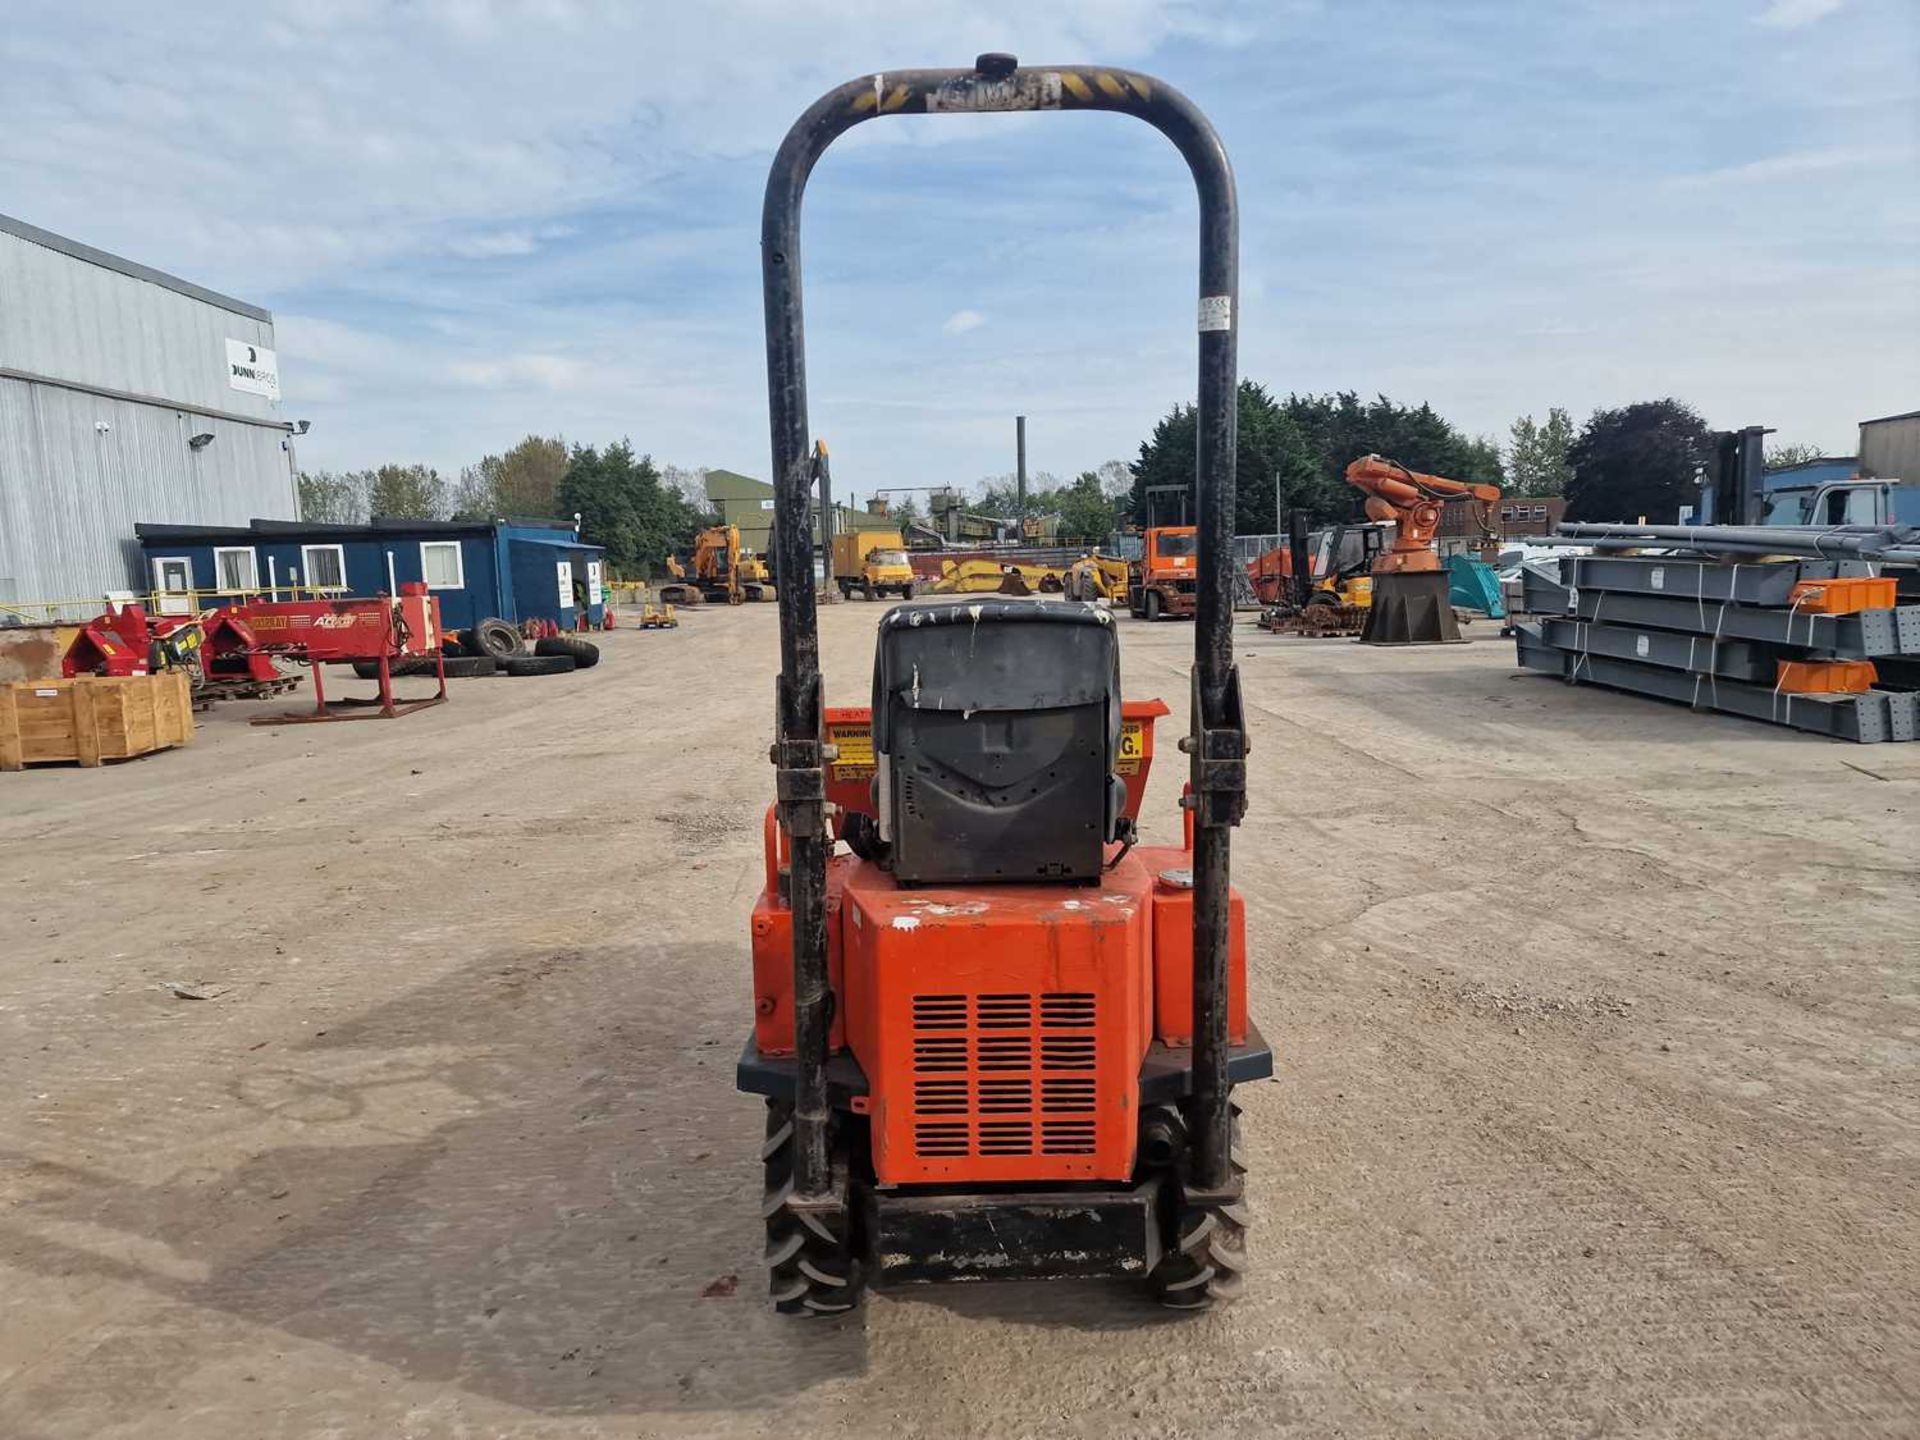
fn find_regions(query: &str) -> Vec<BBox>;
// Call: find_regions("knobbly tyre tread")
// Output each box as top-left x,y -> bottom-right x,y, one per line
762,1100 -> 864,1316
499,654 -> 575,676
533,635 -> 600,669
1150,1105 -> 1249,1311
465,617 -> 524,660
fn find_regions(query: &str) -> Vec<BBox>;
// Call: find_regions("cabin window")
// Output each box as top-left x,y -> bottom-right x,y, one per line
213,546 -> 258,592
420,541 -> 465,590
301,544 -> 347,591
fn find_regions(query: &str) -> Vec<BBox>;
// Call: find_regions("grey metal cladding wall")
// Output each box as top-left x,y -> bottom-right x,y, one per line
1860,415 -> 1920,482
0,377 -> 295,603
0,229 -> 278,418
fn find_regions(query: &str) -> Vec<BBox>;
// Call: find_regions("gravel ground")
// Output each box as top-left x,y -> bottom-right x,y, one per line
1,604 -> 1915,1439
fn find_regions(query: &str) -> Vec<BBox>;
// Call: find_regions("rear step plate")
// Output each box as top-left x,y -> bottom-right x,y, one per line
867,1179 -> 1163,1284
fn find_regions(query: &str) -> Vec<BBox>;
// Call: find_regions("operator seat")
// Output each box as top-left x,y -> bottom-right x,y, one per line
871,598 -> 1128,885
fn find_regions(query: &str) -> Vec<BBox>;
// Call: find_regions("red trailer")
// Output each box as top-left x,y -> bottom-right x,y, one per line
246,586 -> 448,724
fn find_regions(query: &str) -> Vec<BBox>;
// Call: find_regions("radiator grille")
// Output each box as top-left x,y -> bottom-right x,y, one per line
1040,1036 -> 1097,1070
906,991 -> 1102,1160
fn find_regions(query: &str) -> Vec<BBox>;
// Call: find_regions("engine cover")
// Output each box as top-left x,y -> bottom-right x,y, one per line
840,852 -> 1153,1186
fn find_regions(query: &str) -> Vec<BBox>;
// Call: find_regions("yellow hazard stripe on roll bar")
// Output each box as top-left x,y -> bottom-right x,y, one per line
851,69 -> 1152,114
851,82 -> 912,113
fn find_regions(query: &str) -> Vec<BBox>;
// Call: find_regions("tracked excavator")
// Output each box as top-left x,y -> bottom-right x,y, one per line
737,55 -> 1266,1313
659,524 -> 776,606
1344,454 -> 1500,644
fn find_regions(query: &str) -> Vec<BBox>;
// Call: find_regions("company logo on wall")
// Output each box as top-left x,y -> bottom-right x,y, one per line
225,339 -> 281,400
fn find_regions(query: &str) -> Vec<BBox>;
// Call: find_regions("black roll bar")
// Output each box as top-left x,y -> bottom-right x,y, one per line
761,55 -> 1246,1197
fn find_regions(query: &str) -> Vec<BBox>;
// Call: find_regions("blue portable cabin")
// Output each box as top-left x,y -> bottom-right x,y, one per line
133,518 -> 605,632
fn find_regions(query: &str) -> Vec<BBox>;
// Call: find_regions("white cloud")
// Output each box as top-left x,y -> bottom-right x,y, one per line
0,1 -> 1226,293
4,0 -> 1913,487
1754,0 -> 1845,29
445,232 -> 544,259
448,354 -> 588,391
1667,144 -> 1884,187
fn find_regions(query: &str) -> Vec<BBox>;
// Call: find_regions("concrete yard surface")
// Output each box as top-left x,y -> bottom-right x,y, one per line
1,605 -> 1915,1439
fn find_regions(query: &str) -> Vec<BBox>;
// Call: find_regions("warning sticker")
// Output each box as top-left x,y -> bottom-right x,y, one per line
1116,720 -> 1146,775
1198,295 -> 1232,332
829,722 -> 875,779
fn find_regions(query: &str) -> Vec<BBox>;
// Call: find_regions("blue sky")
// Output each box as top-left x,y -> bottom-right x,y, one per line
4,0 -> 1915,496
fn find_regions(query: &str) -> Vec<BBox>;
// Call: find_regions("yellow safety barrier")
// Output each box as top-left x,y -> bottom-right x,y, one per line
0,586 -> 348,627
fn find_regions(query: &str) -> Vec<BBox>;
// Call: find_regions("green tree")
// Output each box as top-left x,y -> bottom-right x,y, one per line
453,435 -> 569,520
1128,381 -> 1335,533
556,441 -> 703,572
1052,469 -> 1125,543
1565,400 -> 1713,523
975,471 -> 1064,524
296,470 -> 365,523
363,464 -> 448,520
1764,441 -> 1827,469
1278,391 -> 1504,513
1507,408 -> 1575,497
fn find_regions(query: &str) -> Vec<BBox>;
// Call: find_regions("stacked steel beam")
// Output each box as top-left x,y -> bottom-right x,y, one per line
1514,548 -> 1920,743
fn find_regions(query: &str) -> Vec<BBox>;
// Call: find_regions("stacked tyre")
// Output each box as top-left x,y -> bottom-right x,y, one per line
460,618 -> 524,662
347,622 -> 600,678
533,636 -> 599,669
351,655 -> 498,680
501,654 -> 574,676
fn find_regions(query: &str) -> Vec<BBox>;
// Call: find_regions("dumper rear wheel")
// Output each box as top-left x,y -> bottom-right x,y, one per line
762,1101 -> 864,1316
1149,1106 -> 1248,1311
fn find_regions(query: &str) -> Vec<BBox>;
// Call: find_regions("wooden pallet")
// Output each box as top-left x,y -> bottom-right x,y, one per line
0,672 -> 194,770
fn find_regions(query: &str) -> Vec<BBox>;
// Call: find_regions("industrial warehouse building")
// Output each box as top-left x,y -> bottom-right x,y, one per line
0,213 -> 300,614
703,468 -> 857,556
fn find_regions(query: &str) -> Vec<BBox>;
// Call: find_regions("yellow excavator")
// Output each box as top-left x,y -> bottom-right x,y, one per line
928,557 -> 1067,595
659,525 -> 777,606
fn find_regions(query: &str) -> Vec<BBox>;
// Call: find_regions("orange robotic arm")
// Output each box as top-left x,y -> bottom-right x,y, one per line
1343,455 -> 1501,573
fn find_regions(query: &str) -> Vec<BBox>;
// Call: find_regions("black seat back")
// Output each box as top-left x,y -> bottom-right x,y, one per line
872,599 -> 1122,885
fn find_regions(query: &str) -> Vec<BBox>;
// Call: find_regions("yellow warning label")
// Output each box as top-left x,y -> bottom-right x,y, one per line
832,720 -> 1141,777
829,723 -> 875,779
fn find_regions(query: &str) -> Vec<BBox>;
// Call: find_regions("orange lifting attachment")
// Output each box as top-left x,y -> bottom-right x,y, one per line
1776,659 -> 1878,694
1788,577 -> 1899,616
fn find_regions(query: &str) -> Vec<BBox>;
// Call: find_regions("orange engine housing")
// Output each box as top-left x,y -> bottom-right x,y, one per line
841,855 -> 1153,1184
747,698 -> 1252,1188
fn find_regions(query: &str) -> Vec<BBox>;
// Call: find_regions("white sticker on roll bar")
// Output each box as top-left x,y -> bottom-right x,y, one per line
927,71 -> 1063,112
1198,295 -> 1232,332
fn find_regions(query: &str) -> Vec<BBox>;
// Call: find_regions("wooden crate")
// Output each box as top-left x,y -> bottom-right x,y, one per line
0,672 -> 194,770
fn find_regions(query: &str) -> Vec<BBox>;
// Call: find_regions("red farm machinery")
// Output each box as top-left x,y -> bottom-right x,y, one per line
63,586 -> 449,722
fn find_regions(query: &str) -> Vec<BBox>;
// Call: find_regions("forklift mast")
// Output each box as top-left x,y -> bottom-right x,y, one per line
760,55 -> 1247,1211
